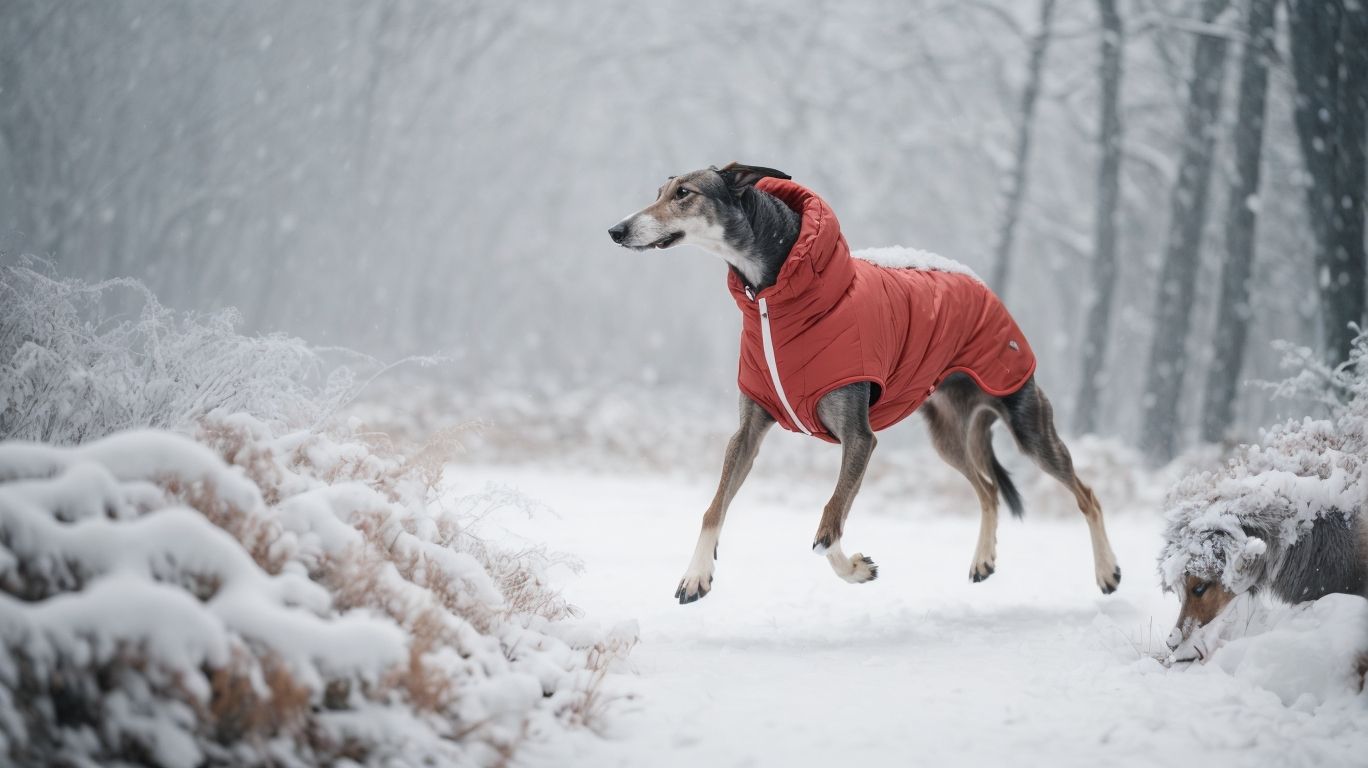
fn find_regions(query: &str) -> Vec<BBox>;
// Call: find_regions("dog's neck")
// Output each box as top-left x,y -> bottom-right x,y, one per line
701,187 -> 800,292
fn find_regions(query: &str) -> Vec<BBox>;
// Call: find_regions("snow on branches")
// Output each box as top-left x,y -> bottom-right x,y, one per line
0,261 -> 440,445
0,266 -> 635,766
1158,330 -> 1368,595
0,420 -> 636,766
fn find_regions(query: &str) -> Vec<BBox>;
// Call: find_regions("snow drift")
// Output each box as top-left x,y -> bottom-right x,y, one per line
1194,593 -> 1368,709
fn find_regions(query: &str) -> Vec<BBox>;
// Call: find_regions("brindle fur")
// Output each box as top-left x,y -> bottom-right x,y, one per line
610,163 -> 1122,604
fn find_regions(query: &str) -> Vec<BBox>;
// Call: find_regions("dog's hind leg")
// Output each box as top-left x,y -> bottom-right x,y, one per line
965,406 -> 1008,582
922,379 -> 1007,583
811,383 -> 879,584
675,394 -> 774,604
1001,377 -> 1121,594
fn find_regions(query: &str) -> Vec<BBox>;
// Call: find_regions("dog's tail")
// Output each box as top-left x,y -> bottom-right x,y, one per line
991,456 -> 1024,519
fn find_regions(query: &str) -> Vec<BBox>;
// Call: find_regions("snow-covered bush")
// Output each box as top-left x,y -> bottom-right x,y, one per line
1158,331 -> 1368,594
1262,328 -> 1368,411
0,421 -> 635,766
0,262 -> 368,444
0,265 -> 636,765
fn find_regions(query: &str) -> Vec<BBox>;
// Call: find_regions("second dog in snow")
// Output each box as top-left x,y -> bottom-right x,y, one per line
1159,416 -> 1368,661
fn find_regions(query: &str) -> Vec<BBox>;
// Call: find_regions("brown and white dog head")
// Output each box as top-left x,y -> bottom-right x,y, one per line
1166,574 -> 1238,661
1163,530 -> 1265,661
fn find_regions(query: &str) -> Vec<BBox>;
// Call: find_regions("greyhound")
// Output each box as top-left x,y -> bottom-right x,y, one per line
608,163 -> 1121,604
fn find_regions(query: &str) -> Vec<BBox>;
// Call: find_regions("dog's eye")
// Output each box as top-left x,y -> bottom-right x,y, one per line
674,187 -> 691,200
1191,582 -> 1209,597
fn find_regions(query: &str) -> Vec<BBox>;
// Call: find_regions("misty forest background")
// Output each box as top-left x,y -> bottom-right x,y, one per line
3,0 -> 1366,466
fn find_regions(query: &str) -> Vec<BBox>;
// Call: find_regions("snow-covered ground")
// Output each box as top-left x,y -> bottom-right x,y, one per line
457,465 -> 1368,768
4,267 -> 1365,766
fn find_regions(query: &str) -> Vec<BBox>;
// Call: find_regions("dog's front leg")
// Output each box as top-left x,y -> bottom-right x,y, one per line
676,395 -> 774,604
811,383 -> 879,583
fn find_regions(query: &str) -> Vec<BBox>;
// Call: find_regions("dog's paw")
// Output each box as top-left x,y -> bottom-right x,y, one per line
838,553 -> 878,584
969,558 -> 996,583
674,569 -> 713,605
1097,564 -> 1121,595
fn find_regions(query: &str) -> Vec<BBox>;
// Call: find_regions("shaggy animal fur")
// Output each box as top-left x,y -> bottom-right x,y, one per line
1159,413 -> 1368,655
1163,507 -> 1366,600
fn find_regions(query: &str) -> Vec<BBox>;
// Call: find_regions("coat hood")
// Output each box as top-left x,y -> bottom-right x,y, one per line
725,177 -> 856,313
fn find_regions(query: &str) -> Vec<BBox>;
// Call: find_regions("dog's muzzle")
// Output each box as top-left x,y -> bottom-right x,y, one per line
608,222 -> 629,244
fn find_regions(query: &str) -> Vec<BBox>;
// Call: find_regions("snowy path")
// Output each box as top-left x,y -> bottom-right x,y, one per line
453,466 -> 1368,768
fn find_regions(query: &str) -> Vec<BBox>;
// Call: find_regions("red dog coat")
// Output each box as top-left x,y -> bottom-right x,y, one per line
729,178 -> 1036,443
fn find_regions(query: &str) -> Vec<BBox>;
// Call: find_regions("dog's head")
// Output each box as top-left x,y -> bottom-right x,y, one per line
607,162 -> 790,253
1161,529 -> 1264,661
1166,573 -> 1238,661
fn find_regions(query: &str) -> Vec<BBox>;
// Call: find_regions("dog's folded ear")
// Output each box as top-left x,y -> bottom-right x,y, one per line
717,162 -> 791,196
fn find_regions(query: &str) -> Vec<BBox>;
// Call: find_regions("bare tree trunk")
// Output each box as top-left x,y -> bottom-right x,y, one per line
1140,0 -> 1230,466
0,5 -> 68,261
1074,0 -> 1125,436
989,0 -> 1057,298
1344,8 -> 1368,354
1199,0 -> 1276,444
1289,0 -> 1368,365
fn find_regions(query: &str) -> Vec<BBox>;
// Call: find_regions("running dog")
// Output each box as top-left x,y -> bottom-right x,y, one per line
608,163 -> 1121,604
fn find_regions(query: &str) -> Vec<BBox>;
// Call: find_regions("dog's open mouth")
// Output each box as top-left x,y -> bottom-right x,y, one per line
638,232 -> 682,250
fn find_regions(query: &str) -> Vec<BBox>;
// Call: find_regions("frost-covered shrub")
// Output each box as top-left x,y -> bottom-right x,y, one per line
1262,329 -> 1368,411
0,263 -> 635,764
0,423 -> 636,766
0,262 -> 361,444
1158,331 -> 1368,594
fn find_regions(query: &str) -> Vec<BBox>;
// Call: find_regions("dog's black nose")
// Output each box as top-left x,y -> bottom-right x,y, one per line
608,222 -> 628,244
